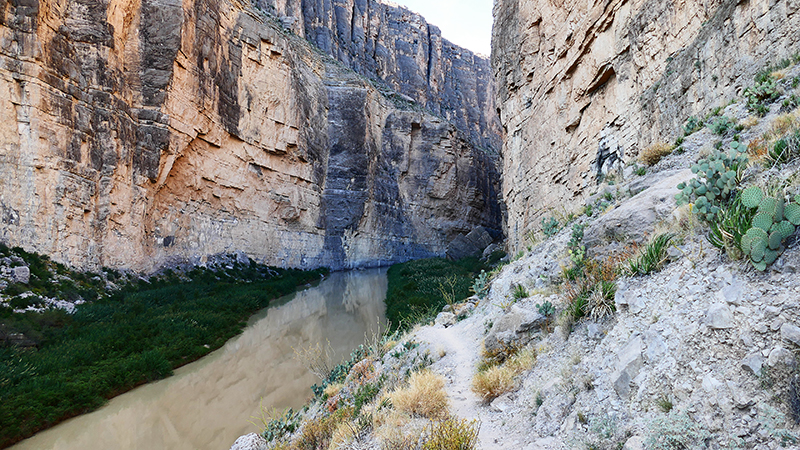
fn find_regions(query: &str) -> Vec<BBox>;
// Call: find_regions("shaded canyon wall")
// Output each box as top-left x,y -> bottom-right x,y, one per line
493,0 -> 800,250
0,0 -> 501,271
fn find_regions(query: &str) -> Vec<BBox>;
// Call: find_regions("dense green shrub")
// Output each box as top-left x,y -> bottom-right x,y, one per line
385,258 -> 488,332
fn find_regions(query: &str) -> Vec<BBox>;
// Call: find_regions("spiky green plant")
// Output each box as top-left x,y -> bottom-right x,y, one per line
626,233 -> 675,276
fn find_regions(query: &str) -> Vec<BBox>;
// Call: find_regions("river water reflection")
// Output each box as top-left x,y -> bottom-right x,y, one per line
10,268 -> 388,450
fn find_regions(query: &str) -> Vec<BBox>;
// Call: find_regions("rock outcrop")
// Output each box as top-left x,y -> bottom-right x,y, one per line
0,0 -> 502,272
493,0 -> 800,251
255,0 -> 501,153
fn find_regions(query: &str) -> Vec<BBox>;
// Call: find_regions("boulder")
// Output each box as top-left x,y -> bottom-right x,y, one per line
447,227 -> 494,260
741,353 -> 764,376
781,323 -> 800,347
484,304 -> 546,356
435,312 -> 456,328
585,170 -> 692,251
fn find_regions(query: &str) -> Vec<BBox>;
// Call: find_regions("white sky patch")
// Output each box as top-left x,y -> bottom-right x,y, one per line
390,0 -> 493,56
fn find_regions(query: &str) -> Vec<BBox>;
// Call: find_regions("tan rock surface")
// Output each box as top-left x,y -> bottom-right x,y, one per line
493,0 -> 800,251
0,0 -> 501,272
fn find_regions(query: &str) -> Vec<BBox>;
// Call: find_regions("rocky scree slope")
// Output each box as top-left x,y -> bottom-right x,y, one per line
230,87 -> 800,449
0,0 -> 502,272
494,0 -> 800,252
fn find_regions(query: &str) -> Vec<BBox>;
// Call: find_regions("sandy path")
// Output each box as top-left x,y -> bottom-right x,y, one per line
416,321 -> 532,449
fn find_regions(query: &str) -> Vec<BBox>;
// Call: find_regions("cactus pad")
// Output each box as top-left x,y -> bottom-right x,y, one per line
772,220 -> 795,240
752,212 -> 774,232
758,197 -> 778,217
769,231 -> 783,250
786,203 -> 800,225
753,259 -> 767,271
765,249 -> 779,265
741,186 -> 764,208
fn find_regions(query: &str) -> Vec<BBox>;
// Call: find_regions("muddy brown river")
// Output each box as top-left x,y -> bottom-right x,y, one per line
9,268 -> 387,450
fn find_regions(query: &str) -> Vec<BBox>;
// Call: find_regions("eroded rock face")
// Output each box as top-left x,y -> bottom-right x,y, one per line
256,0 -> 501,153
493,0 -> 800,251
0,0 -> 501,271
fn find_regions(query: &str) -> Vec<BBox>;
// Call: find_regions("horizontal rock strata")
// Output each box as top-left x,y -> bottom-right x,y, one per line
0,0 -> 501,271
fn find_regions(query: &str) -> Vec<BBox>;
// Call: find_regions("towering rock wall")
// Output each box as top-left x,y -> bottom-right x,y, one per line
255,0 -> 501,153
0,0 -> 501,272
494,0 -> 800,250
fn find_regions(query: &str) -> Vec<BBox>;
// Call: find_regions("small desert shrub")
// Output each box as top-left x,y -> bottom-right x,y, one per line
639,142 -> 674,166
295,407 -> 353,450
625,233 -> 675,276
422,418 -> 480,450
645,411 -> 711,450
390,370 -> 448,419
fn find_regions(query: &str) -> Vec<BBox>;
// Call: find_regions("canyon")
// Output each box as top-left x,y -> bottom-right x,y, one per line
0,0 -> 501,272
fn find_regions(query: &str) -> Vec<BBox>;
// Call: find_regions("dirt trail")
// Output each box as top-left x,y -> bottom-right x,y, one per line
416,321 -> 534,449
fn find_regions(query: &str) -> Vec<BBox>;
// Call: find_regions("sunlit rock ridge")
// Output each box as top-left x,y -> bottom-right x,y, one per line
0,0 -> 502,272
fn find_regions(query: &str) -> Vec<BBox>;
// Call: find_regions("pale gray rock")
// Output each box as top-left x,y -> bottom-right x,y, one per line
644,330 -> 668,362
12,266 -> 30,284
230,433 -> 267,450
780,323 -> 800,346
612,335 -> 644,397
767,346 -> 795,367
587,323 -> 604,340
584,170 -> 693,251
435,312 -> 456,328
718,279 -> 745,305
484,304 -> 546,355
706,303 -> 734,329
741,353 -> 765,376
622,435 -> 645,450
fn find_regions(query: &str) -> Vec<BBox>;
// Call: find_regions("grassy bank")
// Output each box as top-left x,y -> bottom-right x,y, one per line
385,257 -> 495,331
0,249 -> 326,448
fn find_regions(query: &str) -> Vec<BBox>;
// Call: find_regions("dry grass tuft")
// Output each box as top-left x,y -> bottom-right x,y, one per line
741,115 -> 760,129
472,346 -> 536,402
389,370 -> 449,419
379,426 -> 424,450
323,382 -> 344,398
639,142 -> 675,166
422,417 -> 480,450
472,365 -> 516,402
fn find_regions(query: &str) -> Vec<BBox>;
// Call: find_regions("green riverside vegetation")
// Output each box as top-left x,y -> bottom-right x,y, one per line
0,246 -> 326,448
385,256 -> 495,332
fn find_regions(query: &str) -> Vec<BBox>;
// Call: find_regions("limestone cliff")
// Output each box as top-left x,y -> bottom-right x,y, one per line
255,0 -> 501,153
0,0 -> 501,272
494,0 -> 800,250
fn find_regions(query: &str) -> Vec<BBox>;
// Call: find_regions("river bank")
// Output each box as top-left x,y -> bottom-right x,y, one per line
0,250 -> 326,448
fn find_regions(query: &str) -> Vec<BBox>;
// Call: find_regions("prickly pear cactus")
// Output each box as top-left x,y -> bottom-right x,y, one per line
676,143 -> 748,223
739,186 -> 799,271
